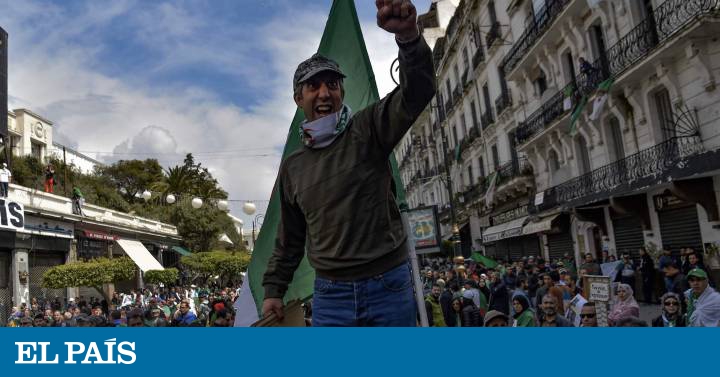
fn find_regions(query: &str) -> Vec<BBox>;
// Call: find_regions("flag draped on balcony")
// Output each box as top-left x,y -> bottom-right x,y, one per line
234,0 -> 406,326
569,78 -> 614,135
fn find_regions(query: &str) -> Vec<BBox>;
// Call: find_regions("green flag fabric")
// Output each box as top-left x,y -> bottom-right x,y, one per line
568,95 -> 588,136
236,0 -> 406,325
471,252 -> 498,269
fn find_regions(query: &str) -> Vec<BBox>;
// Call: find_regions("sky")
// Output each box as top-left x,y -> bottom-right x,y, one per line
0,0 -> 432,227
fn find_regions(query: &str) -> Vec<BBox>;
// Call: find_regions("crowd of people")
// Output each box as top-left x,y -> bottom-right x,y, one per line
6,285 -> 239,327
420,249 -> 720,327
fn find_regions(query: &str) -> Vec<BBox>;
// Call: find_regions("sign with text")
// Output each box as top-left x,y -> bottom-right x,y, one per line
585,275 -> 611,302
406,206 -> 441,254
0,199 -> 24,230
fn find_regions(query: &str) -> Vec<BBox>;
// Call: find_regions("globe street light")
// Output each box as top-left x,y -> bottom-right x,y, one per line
242,202 -> 257,216
218,200 -> 229,212
166,194 -> 176,204
191,197 -> 203,209
142,190 -> 152,201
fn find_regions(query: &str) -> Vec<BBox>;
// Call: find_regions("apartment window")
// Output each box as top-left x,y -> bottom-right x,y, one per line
445,81 -> 452,99
478,157 -> 486,178
608,117 -> 625,162
534,69 -> 548,96
654,88 -> 674,140
491,145 -> 500,170
576,135 -> 592,175
548,149 -> 560,174
454,64 -> 460,86
562,50 -> 577,85
463,46 -> 470,71
467,165 -> 474,186
482,83 -> 492,114
470,100 -> 479,128
460,113 -> 468,136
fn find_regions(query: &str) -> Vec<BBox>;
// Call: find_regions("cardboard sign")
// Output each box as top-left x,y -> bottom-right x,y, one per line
585,275 -> 612,302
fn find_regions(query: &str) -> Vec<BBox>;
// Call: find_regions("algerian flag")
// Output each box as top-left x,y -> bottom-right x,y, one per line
471,252 -> 498,269
589,94 -> 608,121
234,0 -> 406,326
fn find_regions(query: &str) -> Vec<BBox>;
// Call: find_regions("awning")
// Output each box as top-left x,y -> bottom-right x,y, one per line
116,239 -> 164,272
172,246 -> 192,257
482,216 -> 528,243
522,214 -> 561,235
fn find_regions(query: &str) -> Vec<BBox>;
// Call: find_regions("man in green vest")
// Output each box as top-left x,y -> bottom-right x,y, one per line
425,284 -> 446,327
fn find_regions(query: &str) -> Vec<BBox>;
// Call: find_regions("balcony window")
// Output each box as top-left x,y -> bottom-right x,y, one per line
533,69 -> 548,97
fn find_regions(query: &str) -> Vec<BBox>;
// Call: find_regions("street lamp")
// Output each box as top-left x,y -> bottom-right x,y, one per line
191,197 -> 203,209
251,214 -> 265,245
165,194 -> 176,204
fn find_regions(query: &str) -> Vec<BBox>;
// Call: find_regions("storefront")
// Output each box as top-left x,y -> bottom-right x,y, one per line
523,213 -> 572,261
655,193 -> 703,256
77,229 -> 118,260
483,215 -> 539,262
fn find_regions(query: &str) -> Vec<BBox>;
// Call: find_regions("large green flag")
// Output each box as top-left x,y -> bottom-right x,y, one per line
236,0 -> 406,325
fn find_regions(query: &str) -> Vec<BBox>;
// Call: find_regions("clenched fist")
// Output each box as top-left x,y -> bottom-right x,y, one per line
376,0 -> 419,41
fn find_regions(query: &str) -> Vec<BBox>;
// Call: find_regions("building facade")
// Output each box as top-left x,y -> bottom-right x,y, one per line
396,0 -> 720,280
7,108 -> 102,173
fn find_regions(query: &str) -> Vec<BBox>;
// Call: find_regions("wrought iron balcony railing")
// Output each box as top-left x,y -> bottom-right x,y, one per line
605,0 -> 720,79
485,21 -> 502,50
515,0 -> 719,147
539,136 -> 703,210
480,110 -> 495,129
515,58 -> 610,145
501,0 -> 571,76
496,157 -> 533,186
495,90 -> 513,116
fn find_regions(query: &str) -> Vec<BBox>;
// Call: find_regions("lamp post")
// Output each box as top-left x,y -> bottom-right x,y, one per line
251,214 -> 265,245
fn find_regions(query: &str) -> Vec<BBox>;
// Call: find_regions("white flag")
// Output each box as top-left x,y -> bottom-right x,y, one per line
589,94 -> 608,121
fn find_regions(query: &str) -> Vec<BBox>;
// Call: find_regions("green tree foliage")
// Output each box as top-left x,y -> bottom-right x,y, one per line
7,153 -> 241,254
42,257 -> 136,300
99,159 -> 164,204
144,268 -> 179,285
181,251 -> 250,285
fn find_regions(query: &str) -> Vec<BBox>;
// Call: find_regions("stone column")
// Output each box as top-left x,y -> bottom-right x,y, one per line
67,239 -> 79,300
11,249 -> 29,307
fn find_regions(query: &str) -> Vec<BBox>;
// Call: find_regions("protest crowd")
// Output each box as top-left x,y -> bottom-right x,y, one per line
419,248 -> 720,327
6,285 -> 239,327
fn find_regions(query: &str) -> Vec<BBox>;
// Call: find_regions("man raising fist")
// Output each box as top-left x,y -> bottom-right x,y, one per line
261,0 -> 435,326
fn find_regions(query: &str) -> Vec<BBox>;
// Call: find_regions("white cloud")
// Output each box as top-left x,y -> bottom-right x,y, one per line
2,0 -> 424,226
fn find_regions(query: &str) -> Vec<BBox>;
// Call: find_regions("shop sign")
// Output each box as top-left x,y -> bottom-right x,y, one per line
83,230 -> 118,241
653,194 -> 686,211
491,205 -> 528,226
0,199 -> 24,230
407,206 -> 441,254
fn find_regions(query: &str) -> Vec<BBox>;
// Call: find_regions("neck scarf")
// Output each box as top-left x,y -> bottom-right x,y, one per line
299,104 -> 352,149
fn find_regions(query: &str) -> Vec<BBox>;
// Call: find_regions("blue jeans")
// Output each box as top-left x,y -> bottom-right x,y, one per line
312,262 -> 416,327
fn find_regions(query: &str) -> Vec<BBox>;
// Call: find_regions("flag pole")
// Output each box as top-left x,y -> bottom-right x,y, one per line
402,211 -> 429,327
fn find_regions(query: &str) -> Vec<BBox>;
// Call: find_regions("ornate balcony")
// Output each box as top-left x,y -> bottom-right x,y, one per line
501,0 -> 571,76
515,0 -> 720,147
496,157 -> 533,187
536,134 -> 705,212
515,58 -> 610,146
605,0 -> 720,79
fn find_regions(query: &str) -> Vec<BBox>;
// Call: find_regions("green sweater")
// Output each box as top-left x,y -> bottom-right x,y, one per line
263,36 -> 436,299
515,309 -> 535,327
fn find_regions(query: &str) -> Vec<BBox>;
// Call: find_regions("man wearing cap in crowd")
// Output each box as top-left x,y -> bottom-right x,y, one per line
484,310 -> 509,327
262,0 -> 435,326
685,268 -> 720,326
663,261 -> 689,299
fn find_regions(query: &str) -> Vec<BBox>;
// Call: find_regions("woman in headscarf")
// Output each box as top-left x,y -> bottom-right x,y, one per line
512,295 -> 535,327
608,283 -> 640,326
450,298 -> 463,327
652,292 -> 685,327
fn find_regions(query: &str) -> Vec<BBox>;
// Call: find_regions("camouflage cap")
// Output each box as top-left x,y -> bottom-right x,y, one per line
293,53 -> 346,91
